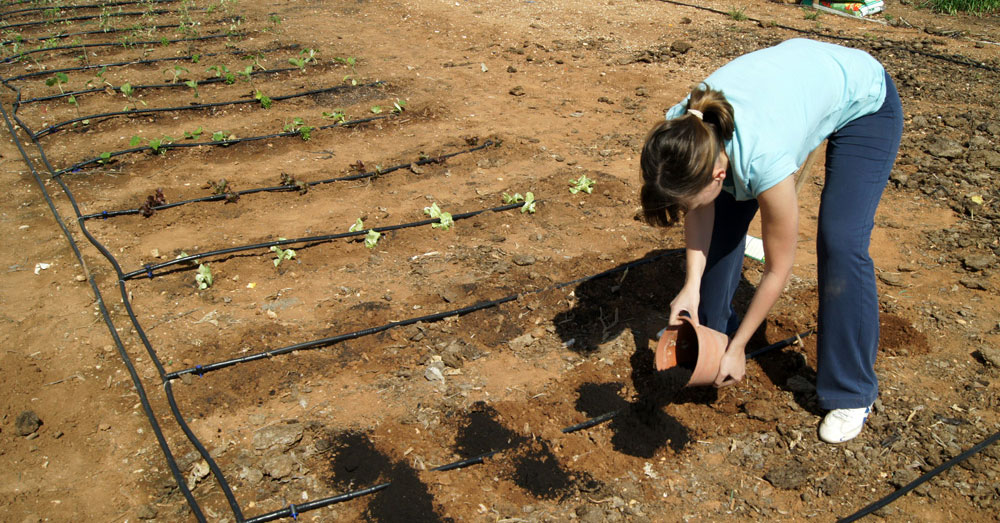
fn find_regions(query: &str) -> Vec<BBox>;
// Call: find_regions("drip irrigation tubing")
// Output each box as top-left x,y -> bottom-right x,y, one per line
164,248 -> 684,380
125,199 -> 519,281
0,0 -> 178,18
82,138 -> 493,218
838,429 -> 1000,522
4,42 -> 298,82
1,31 -> 238,64
242,483 -> 391,523
54,110 -> 389,176
0,8 -> 175,30
32,81 -> 384,139
654,0 -> 1000,73
0,23 -> 182,45
18,64 -> 299,104
560,329 -> 817,434
0,91 -> 207,522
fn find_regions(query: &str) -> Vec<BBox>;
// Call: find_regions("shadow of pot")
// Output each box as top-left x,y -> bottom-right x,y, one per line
655,316 -> 729,387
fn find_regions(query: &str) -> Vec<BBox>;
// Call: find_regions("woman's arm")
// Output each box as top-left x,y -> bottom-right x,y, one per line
715,175 -> 798,386
669,201 -> 715,326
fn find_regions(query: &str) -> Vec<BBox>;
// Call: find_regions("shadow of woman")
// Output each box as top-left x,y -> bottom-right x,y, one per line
553,248 -> 807,456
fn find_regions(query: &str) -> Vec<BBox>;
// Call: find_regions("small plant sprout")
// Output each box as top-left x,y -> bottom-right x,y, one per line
195,263 -> 213,289
211,130 -> 229,142
139,188 -> 167,217
364,229 -> 381,249
282,117 -> 314,140
45,72 -> 69,94
569,175 -> 596,194
392,99 -> 407,113
163,65 -> 188,83
423,203 -> 454,230
521,192 -> 536,214
322,110 -> 347,123
349,218 -> 365,232
185,79 -> 199,98
270,240 -> 296,267
502,193 -> 525,204
370,105 -> 383,114
206,179 -> 239,203
184,127 -> 204,140
335,56 -> 358,85
98,152 -> 113,165
207,64 -> 236,84
147,136 -> 174,154
254,90 -> 272,109
279,172 -> 308,194
238,64 -> 254,82
129,135 -> 142,147
288,49 -> 317,70
728,6 -> 748,21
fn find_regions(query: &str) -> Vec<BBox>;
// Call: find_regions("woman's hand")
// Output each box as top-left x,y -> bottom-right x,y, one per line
668,286 -> 700,327
714,339 -> 746,388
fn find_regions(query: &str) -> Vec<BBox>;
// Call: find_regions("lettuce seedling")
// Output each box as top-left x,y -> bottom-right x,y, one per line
184,127 -> 204,140
270,239 -> 296,267
207,179 -> 239,203
207,64 -> 236,84
424,203 -> 454,230
139,188 -> 166,217
322,110 -> 347,123
522,192 -> 536,213
195,263 -> 213,289
280,172 -> 308,194
365,229 -> 381,248
254,90 -> 272,109
349,218 -> 365,232
502,193 -> 524,204
282,117 -> 313,141
392,99 -> 407,113
569,175 -> 595,194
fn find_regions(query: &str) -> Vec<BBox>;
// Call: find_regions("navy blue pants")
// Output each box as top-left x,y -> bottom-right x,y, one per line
698,72 -> 903,410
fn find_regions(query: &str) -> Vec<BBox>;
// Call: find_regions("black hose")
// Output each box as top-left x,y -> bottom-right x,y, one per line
242,483 -> 391,523
0,23 -> 182,45
82,138 -> 492,218
838,429 -> 1000,522
0,87 -> 207,523
33,81 -> 382,139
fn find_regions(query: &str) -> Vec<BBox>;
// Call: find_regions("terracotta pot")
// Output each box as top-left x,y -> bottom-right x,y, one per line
655,316 -> 730,386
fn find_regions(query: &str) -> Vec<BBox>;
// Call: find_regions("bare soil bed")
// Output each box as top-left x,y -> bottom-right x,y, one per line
2,0 -> 999,521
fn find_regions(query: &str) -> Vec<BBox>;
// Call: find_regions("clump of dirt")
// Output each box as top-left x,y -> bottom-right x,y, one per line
880,312 -> 930,356
505,438 -> 588,500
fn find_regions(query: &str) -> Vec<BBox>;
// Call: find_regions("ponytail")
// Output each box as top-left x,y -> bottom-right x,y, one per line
639,85 -> 734,226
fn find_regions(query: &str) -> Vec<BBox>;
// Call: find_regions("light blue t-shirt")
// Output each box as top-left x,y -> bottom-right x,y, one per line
665,38 -> 886,201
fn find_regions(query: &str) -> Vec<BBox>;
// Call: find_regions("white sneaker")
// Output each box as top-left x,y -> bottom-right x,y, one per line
818,404 -> 872,444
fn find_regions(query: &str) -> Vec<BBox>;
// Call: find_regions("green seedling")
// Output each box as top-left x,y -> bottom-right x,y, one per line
98,151 -> 113,165
207,64 -> 236,84
147,136 -> 173,154
423,203 -> 454,230
139,188 -> 166,217
569,175 -> 595,194
335,56 -> 358,85
521,192 -> 536,213
211,130 -> 227,142
129,135 -> 141,147
45,72 -> 69,94
282,117 -> 314,140
349,218 -> 366,232
238,64 -> 254,82
196,263 -> 213,289
322,110 -> 347,123
206,178 -> 239,203
502,192 -> 525,204
802,8 -> 819,20
370,105 -> 382,114
270,240 -> 296,267
191,53 -> 202,63
280,172 -> 308,194
160,36 -> 170,47
120,82 -> 144,111
392,99 -> 407,113
254,90 -> 272,109
728,7 -> 748,21
184,127 -> 204,140
364,229 -> 381,249
185,79 -> 199,98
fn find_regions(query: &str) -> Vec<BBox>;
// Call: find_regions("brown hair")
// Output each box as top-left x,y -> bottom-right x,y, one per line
640,85 -> 735,226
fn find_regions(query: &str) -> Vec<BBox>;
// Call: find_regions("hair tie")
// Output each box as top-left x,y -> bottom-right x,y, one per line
687,109 -> 703,120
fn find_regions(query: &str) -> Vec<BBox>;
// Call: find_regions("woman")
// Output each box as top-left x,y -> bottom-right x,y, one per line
640,38 -> 902,443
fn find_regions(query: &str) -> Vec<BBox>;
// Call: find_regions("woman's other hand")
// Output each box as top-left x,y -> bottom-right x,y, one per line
714,339 -> 746,387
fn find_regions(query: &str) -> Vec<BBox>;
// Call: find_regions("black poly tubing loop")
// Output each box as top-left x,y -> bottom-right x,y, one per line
241,483 -> 391,523
32,81 -> 382,139
84,138 -> 493,219
0,91 -> 207,522
838,429 -> 1000,522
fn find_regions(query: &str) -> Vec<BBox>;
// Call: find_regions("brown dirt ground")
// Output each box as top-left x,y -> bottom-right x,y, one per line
1,0 -> 999,521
